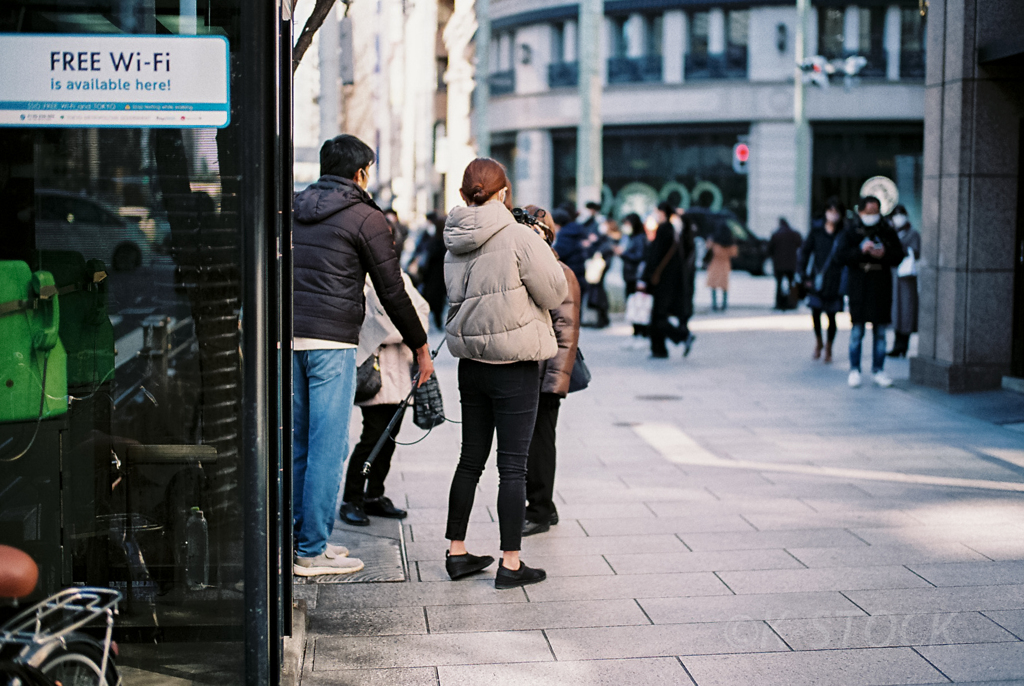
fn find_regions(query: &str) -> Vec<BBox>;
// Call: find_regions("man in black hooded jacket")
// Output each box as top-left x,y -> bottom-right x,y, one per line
291,134 -> 433,577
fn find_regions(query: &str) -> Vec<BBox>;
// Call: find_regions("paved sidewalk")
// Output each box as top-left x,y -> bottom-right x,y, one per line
298,276 -> 1024,686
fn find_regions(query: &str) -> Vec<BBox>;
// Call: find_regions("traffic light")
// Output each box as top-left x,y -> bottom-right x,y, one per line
732,142 -> 749,174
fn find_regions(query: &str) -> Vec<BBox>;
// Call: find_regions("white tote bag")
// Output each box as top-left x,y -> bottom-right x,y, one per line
897,247 -> 917,278
625,292 -> 653,326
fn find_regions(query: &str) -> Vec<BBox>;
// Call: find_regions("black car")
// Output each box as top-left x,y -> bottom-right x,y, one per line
684,207 -> 769,275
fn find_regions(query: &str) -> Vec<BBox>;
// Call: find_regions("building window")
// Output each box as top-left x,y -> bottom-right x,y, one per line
725,9 -> 748,77
490,30 -> 515,95
645,13 -> 663,57
857,7 -> 887,77
549,21 -> 579,87
685,10 -> 710,78
818,7 -> 844,60
900,7 -> 926,79
552,21 -> 565,64
612,16 -> 629,58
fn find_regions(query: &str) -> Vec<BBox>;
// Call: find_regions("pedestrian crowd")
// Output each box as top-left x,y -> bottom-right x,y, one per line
289,133 -> 920,588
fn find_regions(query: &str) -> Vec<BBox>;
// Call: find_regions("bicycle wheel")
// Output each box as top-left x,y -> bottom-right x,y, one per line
0,660 -> 57,686
37,635 -> 117,686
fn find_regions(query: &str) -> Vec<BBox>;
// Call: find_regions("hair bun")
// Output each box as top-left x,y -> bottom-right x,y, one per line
460,158 -> 509,206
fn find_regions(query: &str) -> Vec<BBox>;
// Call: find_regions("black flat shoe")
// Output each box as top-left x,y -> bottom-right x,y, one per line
340,501 -> 370,526
495,559 -> 546,589
549,511 -> 559,526
522,519 -> 550,537
363,496 -> 407,519
683,334 -> 696,357
445,551 -> 495,580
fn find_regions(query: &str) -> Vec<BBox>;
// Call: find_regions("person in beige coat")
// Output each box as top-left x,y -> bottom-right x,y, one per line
339,272 -> 430,526
442,159 -> 567,590
706,224 -> 739,311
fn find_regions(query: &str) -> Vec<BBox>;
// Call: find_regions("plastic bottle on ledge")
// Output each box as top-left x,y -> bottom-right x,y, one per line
184,506 -> 209,591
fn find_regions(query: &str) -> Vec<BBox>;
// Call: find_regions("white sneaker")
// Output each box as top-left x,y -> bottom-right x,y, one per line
294,548 -> 364,577
873,371 -> 894,388
848,370 -> 862,388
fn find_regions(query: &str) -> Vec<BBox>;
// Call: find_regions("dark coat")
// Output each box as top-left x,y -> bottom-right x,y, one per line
620,232 -> 647,283
419,228 -> 448,310
835,217 -> 905,324
893,226 -> 921,334
798,220 -> 846,306
642,220 -> 695,319
539,263 -> 581,397
552,221 -> 597,284
768,223 -> 803,273
292,175 -> 427,350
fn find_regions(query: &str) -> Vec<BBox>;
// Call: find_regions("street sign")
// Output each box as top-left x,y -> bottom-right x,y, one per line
0,33 -> 230,128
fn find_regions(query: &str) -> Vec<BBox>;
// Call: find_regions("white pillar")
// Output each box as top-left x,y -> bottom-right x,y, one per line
884,5 -> 901,80
563,20 -> 578,62
807,7 -> 818,56
709,8 -> 726,55
578,0 -> 604,206
514,129 -> 553,210
844,6 -> 860,54
625,13 -> 644,58
601,17 -> 614,84
442,0 -> 478,210
318,7 -> 340,141
662,10 -> 685,83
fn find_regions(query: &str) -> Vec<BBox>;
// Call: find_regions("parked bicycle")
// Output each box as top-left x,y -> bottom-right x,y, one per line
0,545 -> 121,686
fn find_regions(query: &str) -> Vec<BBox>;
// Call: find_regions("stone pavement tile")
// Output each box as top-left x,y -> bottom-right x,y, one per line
404,534 -> 688,562
916,642 -> 1024,682
845,584 -> 1024,615
908,561 -> 1024,587
300,667 -> 438,685
769,612 -> 1018,650
528,502 -> 656,519
849,524 -> 1024,547
545,621 -> 787,660
292,583 -> 318,610
743,510 -> 924,530
647,498 -> 816,517
704,483 -> 876,501
523,571 -> 731,603
403,507 -> 491,524
416,555 -> 612,582
681,647 -> 945,686
426,598 -> 649,633
787,543 -> 988,568
436,657 -> 692,686
603,549 -> 804,575
307,607 -> 427,636
578,515 -> 756,537
639,591 -> 865,624
313,631 -> 553,670
555,486 -> 722,504
681,528 -> 869,551
315,578 -> 527,609
965,540 -> 1024,561
716,566 -> 932,594
984,611 -> 1024,639
407,521 -> 588,543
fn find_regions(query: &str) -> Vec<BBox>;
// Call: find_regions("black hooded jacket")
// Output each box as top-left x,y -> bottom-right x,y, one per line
293,175 -> 427,349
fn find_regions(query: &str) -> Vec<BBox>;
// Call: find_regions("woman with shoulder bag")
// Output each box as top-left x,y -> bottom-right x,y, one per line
339,271 -> 431,526
888,205 -> 920,358
442,159 -> 568,589
798,197 -> 847,362
518,205 -> 581,537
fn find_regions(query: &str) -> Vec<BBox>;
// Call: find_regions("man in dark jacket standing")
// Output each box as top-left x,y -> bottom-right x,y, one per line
768,218 -> 803,310
640,203 -> 696,358
835,196 -> 904,389
292,135 -> 433,577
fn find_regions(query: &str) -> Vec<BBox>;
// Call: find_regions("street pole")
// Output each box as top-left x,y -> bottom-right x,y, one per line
473,0 -> 491,158
793,0 -> 811,232
576,0 -> 603,207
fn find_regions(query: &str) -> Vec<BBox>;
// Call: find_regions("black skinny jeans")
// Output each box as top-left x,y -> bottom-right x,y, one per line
446,359 -> 540,552
525,393 -> 561,523
812,308 -> 838,343
343,404 -> 404,503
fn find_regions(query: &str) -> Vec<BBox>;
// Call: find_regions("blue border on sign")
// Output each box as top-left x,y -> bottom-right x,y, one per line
0,32 -> 231,129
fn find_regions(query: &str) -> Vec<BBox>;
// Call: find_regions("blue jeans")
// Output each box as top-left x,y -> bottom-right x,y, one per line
293,348 -> 357,558
849,323 -> 888,373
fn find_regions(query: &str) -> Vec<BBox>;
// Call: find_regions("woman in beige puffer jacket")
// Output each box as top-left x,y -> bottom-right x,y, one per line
442,158 -> 567,590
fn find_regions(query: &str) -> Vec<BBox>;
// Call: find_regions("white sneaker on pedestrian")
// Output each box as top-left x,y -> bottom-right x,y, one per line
327,544 -> 349,557
848,370 -> 862,388
294,548 -> 364,577
873,371 -> 894,388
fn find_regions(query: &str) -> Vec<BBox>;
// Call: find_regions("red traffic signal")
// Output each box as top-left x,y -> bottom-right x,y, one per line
734,143 -> 749,163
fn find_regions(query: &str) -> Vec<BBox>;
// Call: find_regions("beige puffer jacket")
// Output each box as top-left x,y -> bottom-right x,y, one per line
444,201 -> 568,362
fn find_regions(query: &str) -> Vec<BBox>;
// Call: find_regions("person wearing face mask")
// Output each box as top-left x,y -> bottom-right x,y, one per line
442,159 -> 568,589
798,197 -> 847,362
887,205 -> 920,358
291,134 -> 434,577
834,195 -> 905,388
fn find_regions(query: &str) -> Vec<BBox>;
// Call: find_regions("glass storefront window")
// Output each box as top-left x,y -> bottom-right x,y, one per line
1,2 -> 286,683
818,7 -> 845,60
